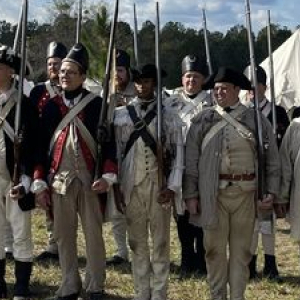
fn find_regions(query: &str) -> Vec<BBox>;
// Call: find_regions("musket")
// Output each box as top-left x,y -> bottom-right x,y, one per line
267,10 -> 277,136
94,0 -> 119,180
13,6 -> 23,53
13,0 -> 28,187
133,3 -> 140,68
245,0 -> 270,220
202,8 -> 213,76
76,0 -> 82,43
155,2 -> 164,193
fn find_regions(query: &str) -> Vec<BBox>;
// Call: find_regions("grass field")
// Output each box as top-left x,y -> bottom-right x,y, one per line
4,210 -> 300,300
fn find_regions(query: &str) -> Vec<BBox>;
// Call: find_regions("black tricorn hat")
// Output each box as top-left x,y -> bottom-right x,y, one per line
244,65 -> 267,86
131,64 -> 167,82
181,54 -> 208,76
47,41 -> 67,60
116,49 -> 130,68
202,67 -> 252,90
0,45 -> 19,73
63,43 -> 89,73
0,45 -> 31,76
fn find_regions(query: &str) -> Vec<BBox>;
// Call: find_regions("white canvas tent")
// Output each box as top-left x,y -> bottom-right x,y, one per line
260,29 -> 300,111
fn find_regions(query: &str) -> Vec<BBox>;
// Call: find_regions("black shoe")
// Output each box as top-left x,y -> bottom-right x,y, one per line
106,255 -> 127,266
87,291 -> 105,300
46,293 -> 79,300
249,255 -> 260,281
35,251 -> 59,262
6,251 -> 14,260
0,284 -> 7,299
263,254 -> 282,283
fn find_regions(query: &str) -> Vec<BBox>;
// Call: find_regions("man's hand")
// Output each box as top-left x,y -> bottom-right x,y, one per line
274,203 -> 287,218
257,193 -> 274,211
35,190 -> 51,211
185,197 -> 200,215
158,188 -> 175,208
92,178 -> 109,194
10,185 -> 26,200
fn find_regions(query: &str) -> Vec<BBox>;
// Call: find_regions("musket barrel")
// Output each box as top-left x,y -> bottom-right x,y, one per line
245,0 -> 265,199
267,10 -> 277,135
13,0 -> 28,185
94,0 -> 119,180
133,3 -> 140,68
202,9 -> 213,76
13,6 -> 23,53
76,0 -> 82,43
155,1 -> 164,190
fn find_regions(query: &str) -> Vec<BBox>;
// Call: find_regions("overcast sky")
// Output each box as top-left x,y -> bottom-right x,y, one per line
1,0 -> 299,34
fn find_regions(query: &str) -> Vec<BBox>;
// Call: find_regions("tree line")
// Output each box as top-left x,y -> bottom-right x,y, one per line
0,0 -> 296,88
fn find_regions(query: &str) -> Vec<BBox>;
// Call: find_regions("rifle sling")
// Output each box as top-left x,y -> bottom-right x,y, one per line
124,105 -> 157,158
0,91 -> 18,142
49,93 -> 95,154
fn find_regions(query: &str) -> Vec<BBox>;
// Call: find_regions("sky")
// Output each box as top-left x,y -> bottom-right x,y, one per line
1,0 -> 299,35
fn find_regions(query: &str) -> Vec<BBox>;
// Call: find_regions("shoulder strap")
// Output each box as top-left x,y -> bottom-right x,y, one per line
49,93 -> 96,153
76,117 -> 97,159
0,91 -> 17,127
123,105 -> 157,158
215,105 -> 255,140
201,105 -> 249,153
0,91 -> 17,142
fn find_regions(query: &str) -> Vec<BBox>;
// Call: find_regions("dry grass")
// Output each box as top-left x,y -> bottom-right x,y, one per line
4,210 -> 300,299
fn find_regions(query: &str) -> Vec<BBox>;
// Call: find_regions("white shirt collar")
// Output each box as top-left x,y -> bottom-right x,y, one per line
0,85 -> 15,106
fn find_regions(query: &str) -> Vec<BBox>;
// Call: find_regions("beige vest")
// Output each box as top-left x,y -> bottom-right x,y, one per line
133,121 -> 158,186
219,123 -> 256,190
51,123 -> 92,195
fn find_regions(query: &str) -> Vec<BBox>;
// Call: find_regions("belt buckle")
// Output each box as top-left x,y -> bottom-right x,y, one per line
232,174 -> 241,181
134,119 -> 146,131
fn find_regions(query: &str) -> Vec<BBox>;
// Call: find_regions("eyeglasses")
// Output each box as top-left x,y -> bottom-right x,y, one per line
59,69 -> 80,77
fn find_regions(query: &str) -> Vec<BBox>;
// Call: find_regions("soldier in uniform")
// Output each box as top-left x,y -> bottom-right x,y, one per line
106,49 -> 136,266
0,45 -> 38,300
280,113 -> 300,260
30,41 -> 67,262
114,64 -> 183,300
32,43 -> 117,300
244,65 -> 289,281
165,54 -> 210,277
183,67 -> 282,300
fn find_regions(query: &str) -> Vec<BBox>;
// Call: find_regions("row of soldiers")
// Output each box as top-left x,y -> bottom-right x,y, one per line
0,38 -> 298,300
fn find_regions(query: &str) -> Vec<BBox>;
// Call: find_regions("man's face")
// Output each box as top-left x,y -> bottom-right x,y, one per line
182,71 -> 205,95
47,57 -> 62,81
134,77 -> 156,100
115,66 -> 129,91
0,63 -> 13,91
213,82 -> 240,108
59,61 -> 86,92
246,83 -> 266,102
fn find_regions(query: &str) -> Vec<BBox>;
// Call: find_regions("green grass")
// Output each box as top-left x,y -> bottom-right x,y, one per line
4,210 -> 300,299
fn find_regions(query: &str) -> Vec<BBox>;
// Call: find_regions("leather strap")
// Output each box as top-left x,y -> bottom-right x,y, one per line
124,105 -> 157,158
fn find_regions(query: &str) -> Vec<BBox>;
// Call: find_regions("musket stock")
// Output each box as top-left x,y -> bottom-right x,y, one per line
245,0 -> 272,222
94,0 -> 119,180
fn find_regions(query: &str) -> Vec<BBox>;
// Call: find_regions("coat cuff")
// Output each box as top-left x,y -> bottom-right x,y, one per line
30,179 -> 48,194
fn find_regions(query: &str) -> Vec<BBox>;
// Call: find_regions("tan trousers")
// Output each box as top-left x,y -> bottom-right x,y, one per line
52,178 -> 105,297
111,213 -> 129,260
0,188 -> 33,262
45,211 -> 58,254
204,186 -> 255,300
126,177 -> 171,300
